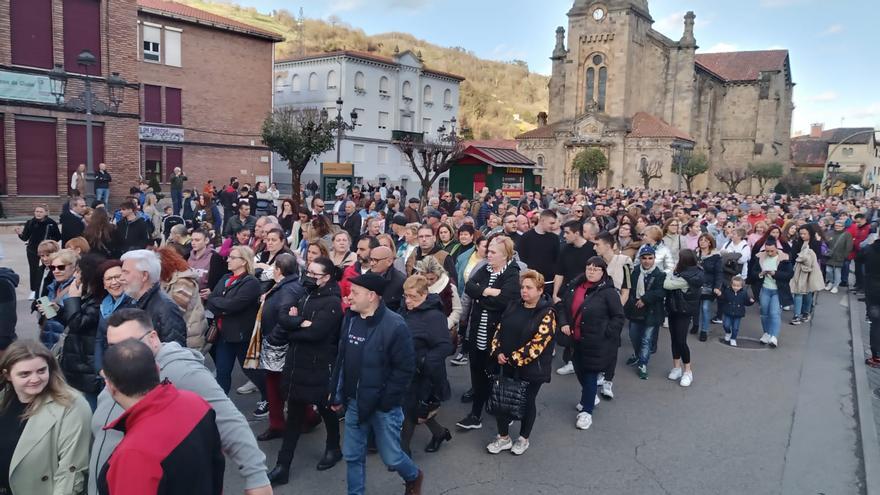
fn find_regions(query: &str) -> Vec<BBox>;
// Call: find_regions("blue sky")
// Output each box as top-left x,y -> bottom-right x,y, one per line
236,0 -> 878,136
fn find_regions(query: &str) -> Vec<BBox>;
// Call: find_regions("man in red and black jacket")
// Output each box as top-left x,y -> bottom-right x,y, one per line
98,338 -> 224,495
848,213 -> 872,291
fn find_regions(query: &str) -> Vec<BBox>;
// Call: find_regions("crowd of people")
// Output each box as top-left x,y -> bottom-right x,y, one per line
2,172 -> 880,495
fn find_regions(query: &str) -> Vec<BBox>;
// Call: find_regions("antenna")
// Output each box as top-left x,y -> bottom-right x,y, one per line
296,7 -> 305,56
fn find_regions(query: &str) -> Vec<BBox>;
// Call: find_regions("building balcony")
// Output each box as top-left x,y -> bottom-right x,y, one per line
391,130 -> 424,144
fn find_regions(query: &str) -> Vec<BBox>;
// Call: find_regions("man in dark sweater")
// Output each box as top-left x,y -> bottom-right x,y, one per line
330,273 -> 424,495
60,196 -> 87,246
94,162 -> 112,205
553,220 -> 596,302
517,209 -> 560,296
113,200 -> 151,254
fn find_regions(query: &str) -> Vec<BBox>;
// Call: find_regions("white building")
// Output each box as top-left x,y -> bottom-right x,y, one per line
272,50 -> 463,195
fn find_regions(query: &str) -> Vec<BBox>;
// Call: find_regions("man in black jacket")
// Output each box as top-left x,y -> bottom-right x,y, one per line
623,245 -> 666,379
342,201 -> 362,248
330,273 -> 423,495
60,196 -> 87,245
113,200 -> 151,254
0,267 -> 19,354
368,246 -> 406,312
94,162 -> 112,205
120,249 -> 187,346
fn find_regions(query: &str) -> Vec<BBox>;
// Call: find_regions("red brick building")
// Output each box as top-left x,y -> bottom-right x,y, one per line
0,0 -> 141,216
136,0 -> 281,194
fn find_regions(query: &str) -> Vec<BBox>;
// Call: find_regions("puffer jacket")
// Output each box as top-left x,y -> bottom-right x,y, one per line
400,294 -> 454,403
790,243 -> 825,294
698,250 -> 723,296
653,242 -> 676,275
663,266 -> 703,317
61,295 -> 101,394
161,269 -> 208,350
624,265 -> 666,327
491,297 -> 557,384
557,275 -> 625,373
262,274 -> 306,347
464,261 -> 521,347
135,283 -> 187,346
279,281 -> 342,404
825,229 -> 853,267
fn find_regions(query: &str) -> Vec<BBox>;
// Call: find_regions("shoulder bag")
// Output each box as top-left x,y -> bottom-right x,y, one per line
486,366 -> 529,421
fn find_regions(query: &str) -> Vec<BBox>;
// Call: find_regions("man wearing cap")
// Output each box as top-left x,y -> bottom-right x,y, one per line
332,188 -> 348,225
330,272 -> 423,495
405,225 -> 457,284
425,209 -> 442,231
624,245 -> 666,379
404,197 -> 422,224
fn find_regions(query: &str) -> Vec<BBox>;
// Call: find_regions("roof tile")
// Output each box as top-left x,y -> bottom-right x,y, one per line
628,112 -> 694,142
790,139 -> 828,166
137,0 -> 283,41
694,50 -> 788,82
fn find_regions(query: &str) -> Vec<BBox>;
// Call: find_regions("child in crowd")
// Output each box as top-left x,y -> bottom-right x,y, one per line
719,275 -> 754,347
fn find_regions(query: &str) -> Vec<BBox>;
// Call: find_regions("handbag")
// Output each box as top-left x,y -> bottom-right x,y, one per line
205,320 -> 219,344
242,303 -> 265,370
486,367 -> 529,421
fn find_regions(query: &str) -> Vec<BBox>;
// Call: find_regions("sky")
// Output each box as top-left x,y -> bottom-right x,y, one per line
234,0 -> 878,136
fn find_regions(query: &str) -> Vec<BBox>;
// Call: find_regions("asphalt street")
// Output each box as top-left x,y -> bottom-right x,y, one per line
0,233 -> 867,494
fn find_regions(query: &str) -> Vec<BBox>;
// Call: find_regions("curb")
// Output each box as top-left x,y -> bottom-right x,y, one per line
848,292 -> 880,494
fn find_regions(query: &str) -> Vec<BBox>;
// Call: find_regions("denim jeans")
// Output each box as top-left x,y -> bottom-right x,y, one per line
628,321 -> 657,366
841,260 -> 850,287
211,338 -> 266,398
571,353 -> 598,414
342,399 -> 420,495
723,315 -> 742,339
826,266 -> 842,287
699,299 -> 713,334
793,292 -> 814,317
41,319 -> 65,349
95,187 -> 109,204
760,288 -> 781,337
172,189 -> 184,216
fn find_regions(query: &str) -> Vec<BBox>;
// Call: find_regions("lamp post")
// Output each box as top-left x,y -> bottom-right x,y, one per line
47,50 -> 126,201
321,97 -> 358,163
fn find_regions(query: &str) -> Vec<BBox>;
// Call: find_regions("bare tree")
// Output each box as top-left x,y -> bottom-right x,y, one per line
639,159 -> 663,189
713,166 -> 751,194
394,130 -> 465,207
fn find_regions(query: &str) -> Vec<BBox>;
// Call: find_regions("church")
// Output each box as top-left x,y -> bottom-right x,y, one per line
516,0 -> 794,191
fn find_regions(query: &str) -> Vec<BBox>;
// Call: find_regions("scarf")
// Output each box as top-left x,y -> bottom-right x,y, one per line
636,265 -> 656,299
571,280 -> 596,341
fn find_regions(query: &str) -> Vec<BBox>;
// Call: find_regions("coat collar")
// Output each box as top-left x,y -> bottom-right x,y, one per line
9,396 -> 66,473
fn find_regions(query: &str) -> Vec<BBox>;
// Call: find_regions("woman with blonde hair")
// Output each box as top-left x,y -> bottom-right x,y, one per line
414,256 -> 462,332
641,225 -> 674,275
0,340 -> 91,495
142,193 -> 163,246
36,249 -> 80,348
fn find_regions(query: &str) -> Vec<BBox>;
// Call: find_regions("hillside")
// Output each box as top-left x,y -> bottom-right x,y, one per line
175,0 -> 550,140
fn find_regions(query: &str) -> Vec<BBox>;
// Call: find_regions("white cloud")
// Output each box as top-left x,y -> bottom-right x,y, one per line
821,24 -> 844,36
653,11 -> 685,37
700,42 -> 739,53
807,91 -> 839,102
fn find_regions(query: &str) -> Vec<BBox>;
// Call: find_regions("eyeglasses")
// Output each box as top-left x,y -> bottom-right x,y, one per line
109,331 -> 152,347
586,267 -> 604,272
306,271 -> 326,277
103,274 -> 123,282
369,257 -> 390,263
228,256 -> 244,261
49,264 -> 68,271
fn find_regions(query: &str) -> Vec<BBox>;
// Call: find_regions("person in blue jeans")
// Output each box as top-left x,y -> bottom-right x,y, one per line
719,276 -> 754,347
624,245 -> 666,379
94,162 -> 112,205
695,234 -> 723,341
330,272 -> 424,495
756,238 -> 788,348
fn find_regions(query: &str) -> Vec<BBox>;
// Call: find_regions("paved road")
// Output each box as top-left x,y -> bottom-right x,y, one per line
0,234 -> 866,494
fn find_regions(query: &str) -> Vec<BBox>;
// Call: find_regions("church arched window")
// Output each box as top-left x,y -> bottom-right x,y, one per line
586,67 -> 595,106
585,54 -> 607,112
597,67 -> 607,111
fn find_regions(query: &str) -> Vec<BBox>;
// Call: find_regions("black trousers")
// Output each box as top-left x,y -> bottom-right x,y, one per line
400,405 -> 446,455
602,344 -> 618,382
495,382 -> 542,439
468,347 -> 493,418
26,249 -> 42,293
669,314 -> 692,364
277,399 -> 340,467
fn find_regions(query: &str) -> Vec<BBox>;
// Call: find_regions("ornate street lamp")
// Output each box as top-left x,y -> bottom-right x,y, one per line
328,97 -> 358,163
48,63 -> 68,104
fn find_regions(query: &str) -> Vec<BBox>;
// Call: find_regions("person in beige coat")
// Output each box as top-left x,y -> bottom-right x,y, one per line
789,225 -> 826,325
0,340 -> 92,495
158,247 -> 208,350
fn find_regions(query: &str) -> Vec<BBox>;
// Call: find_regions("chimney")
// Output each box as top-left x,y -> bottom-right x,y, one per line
810,123 -> 824,138
537,112 -> 548,127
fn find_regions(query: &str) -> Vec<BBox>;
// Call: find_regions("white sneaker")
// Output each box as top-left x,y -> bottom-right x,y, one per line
667,367 -> 683,381
825,283 -> 833,291
723,333 -> 731,342
236,380 -> 258,395
596,374 -> 605,386
556,362 -> 575,376
594,394 -> 600,406
759,333 -> 771,344
830,286 -> 839,294
680,371 -> 693,387
511,437 -> 530,455
486,435 -> 513,454
730,339 -> 738,347
600,381 -> 614,399
28,291 -> 35,301
576,412 -> 593,430
662,317 -> 669,328
769,336 -> 778,348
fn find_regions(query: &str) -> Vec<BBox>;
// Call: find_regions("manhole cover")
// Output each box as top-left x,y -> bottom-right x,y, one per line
716,336 -> 769,350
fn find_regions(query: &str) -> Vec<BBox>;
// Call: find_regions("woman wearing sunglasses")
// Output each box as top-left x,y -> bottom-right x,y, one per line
36,249 -> 79,349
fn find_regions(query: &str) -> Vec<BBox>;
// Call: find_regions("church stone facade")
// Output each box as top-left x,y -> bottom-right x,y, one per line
517,0 -> 794,191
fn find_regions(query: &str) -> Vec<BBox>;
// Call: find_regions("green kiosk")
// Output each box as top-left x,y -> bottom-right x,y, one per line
448,141 -> 540,201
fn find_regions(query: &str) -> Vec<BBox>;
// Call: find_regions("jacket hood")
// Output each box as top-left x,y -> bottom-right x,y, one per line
411,293 -> 445,313
677,265 -> 704,283
0,268 -> 19,287
156,341 -> 206,370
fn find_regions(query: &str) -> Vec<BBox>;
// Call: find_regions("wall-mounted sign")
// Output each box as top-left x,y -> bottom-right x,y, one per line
502,174 -> 524,199
322,162 -> 354,175
139,125 -> 184,142
0,70 -> 57,104
506,167 -> 523,174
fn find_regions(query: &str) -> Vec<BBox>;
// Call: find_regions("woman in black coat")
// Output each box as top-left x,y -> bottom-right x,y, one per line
399,276 -> 455,456
59,253 -> 105,410
205,245 -> 264,400
487,270 -> 556,456
15,206 -> 61,296
557,256 -> 625,432
664,249 -> 703,388
268,257 -> 343,486
694,234 -> 723,340
456,236 -> 521,431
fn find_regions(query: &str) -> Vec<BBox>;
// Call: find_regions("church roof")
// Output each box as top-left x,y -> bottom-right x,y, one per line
628,112 -> 694,142
516,122 -> 565,140
137,0 -> 284,41
694,50 -> 788,82
820,127 -> 876,144
790,139 -> 828,166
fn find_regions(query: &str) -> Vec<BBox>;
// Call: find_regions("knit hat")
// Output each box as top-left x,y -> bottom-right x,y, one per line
638,244 -> 656,258
350,272 -> 388,296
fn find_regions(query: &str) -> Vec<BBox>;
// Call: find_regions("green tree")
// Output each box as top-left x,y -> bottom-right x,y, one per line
749,161 -> 784,193
713,166 -> 751,193
572,148 -> 608,188
261,107 -> 335,207
774,171 -> 812,196
677,153 -> 710,193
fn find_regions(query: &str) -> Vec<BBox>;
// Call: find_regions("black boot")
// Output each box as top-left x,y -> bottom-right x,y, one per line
267,465 -> 290,486
424,429 -> 452,453
316,448 -> 342,471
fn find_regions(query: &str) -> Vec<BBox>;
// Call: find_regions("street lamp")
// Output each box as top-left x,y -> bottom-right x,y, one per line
46,50 -> 128,201
324,97 -> 358,163
825,161 -> 841,195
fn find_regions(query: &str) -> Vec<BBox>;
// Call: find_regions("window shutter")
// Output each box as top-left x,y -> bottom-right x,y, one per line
15,118 -> 58,196
0,115 -> 5,195
11,0 -> 53,69
143,25 -> 161,62
66,121 -> 105,176
63,0 -> 102,75
165,29 -> 181,67
166,147 -> 183,179
165,88 -> 182,125
144,85 -> 162,123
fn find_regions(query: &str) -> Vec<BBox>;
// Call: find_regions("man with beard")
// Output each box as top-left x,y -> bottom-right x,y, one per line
119,249 -> 186,345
